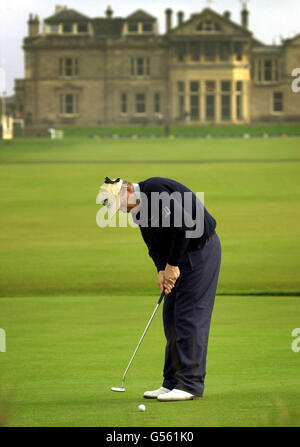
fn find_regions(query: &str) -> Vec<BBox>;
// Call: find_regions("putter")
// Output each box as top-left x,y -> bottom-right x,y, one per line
111,291 -> 166,392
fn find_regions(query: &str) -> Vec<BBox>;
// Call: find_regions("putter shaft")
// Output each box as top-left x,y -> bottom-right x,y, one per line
121,292 -> 165,388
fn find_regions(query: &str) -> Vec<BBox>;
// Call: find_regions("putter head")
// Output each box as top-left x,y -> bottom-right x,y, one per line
111,387 -> 125,392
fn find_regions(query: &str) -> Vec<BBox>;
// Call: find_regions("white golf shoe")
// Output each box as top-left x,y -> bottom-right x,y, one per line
157,389 -> 202,402
143,386 -> 171,399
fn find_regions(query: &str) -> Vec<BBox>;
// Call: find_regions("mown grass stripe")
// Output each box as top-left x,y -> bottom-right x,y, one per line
1,158 -> 300,165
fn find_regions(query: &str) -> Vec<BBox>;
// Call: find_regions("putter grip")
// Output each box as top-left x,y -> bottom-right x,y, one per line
158,292 -> 165,305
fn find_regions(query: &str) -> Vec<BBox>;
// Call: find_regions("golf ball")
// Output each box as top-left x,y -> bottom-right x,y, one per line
138,404 -> 146,412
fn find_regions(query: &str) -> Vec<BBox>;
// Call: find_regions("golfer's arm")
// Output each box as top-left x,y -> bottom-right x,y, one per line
149,245 -> 167,273
167,228 -> 190,267
167,195 -> 194,267
140,228 -> 167,273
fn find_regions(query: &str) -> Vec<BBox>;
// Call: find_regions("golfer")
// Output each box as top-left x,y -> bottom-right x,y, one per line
97,176 -> 221,402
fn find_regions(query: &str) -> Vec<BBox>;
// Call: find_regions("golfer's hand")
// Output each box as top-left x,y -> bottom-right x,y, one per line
158,270 -> 165,293
164,264 -> 180,295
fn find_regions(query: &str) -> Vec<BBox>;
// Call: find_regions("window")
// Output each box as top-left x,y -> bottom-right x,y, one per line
234,42 -> 243,61
204,42 -> 216,61
190,96 -> 199,121
258,60 -> 262,82
128,23 -> 138,32
77,23 -> 88,33
177,82 -> 185,119
206,96 -> 215,120
221,81 -> 231,121
273,92 -> 283,112
143,23 -> 153,32
177,43 -> 186,62
154,93 -> 161,113
59,58 -> 79,77
178,81 -> 185,93
264,60 -> 272,81
236,81 -> 243,120
256,59 -> 280,83
206,81 -> 216,93
236,81 -> 243,92
63,23 -> 73,33
236,96 -> 242,120
137,58 -> 144,76
136,94 -> 146,114
221,96 -> 231,120
221,81 -> 231,92
190,81 -> 200,121
178,96 -> 185,119
205,81 -> 216,121
197,21 -> 221,32
59,94 -> 79,115
49,24 -> 59,34
190,81 -> 199,93
131,57 -> 150,76
190,42 -> 201,61
220,41 -> 230,61
121,93 -> 127,114
204,20 -> 213,31
65,58 -> 73,76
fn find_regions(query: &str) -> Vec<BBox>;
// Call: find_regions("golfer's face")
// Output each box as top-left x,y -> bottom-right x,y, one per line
119,185 -> 136,213
119,187 -> 129,213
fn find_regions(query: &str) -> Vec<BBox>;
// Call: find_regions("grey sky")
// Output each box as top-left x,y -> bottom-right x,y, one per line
1,0 -> 300,95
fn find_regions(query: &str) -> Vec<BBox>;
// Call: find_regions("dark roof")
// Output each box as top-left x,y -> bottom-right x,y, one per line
126,9 -> 156,22
93,18 -> 124,37
44,8 -> 90,24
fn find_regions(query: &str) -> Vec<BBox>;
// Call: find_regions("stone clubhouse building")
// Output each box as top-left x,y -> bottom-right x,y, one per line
14,4 -> 300,127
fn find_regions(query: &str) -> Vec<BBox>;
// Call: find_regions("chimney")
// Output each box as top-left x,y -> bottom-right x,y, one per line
224,11 -> 231,20
106,5 -> 113,19
177,11 -> 184,27
241,2 -> 249,29
28,13 -> 40,37
165,8 -> 173,33
55,5 -> 66,14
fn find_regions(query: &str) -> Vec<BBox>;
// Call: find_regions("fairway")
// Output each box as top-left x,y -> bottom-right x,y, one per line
0,136 -> 300,427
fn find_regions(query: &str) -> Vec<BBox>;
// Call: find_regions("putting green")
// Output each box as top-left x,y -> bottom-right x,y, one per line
1,295 -> 300,427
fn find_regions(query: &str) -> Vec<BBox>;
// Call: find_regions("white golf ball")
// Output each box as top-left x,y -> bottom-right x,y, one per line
138,404 -> 146,412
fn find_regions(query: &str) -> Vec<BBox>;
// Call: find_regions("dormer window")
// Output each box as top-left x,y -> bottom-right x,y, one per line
197,20 -> 221,32
77,23 -> 88,33
128,23 -> 138,33
142,23 -> 153,32
127,22 -> 154,34
49,24 -> 59,34
125,10 -> 156,35
45,7 -> 90,36
63,23 -> 73,33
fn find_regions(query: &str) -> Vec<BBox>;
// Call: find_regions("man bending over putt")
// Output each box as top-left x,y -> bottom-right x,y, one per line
97,176 -> 221,402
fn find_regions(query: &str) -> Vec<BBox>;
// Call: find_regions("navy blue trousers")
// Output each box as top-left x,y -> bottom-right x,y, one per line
162,233 -> 221,397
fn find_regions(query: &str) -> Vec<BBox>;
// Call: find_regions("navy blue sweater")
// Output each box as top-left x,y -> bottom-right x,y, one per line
132,177 -> 217,272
